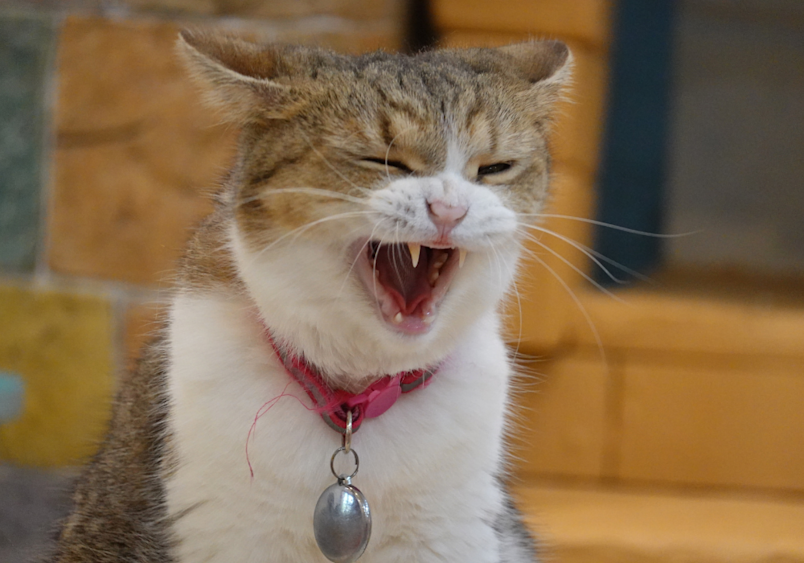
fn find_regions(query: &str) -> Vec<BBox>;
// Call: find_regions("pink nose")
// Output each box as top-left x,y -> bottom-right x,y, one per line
428,200 -> 468,229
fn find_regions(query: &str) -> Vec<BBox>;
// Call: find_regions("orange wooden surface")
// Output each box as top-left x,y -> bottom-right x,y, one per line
432,0 -> 614,48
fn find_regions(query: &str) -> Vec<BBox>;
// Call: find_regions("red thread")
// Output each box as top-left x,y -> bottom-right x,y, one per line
245,381 -> 318,479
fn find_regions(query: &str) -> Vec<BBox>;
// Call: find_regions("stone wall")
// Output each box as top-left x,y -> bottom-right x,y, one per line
0,0 -> 406,467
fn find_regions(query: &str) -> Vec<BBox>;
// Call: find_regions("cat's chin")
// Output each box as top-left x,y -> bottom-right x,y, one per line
351,238 -> 463,336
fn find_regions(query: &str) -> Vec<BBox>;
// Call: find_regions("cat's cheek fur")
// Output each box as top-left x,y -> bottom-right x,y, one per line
166,293 -> 512,562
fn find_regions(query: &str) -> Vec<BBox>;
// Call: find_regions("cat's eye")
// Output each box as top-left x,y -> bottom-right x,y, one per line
477,162 -> 513,177
361,157 -> 413,174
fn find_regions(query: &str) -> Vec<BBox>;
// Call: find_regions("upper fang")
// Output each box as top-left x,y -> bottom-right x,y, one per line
408,243 -> 421,268
459,249 -> 467,268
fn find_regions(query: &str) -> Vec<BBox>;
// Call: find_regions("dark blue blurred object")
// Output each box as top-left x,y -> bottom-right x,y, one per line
593,0 -> 676,285
0,372 -> 24,424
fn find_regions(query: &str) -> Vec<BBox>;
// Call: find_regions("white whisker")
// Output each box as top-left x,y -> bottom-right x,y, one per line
521,213 -> 700,238
383,126 -> 416,181
391,224 -> 403,287
336,219 -> 389,301
527,252 -> 608,367
517,223 -> 625,284
517,230 -> 626,303
299,130 -> 373,197
518,221 -> 655,284
486,236 -> 524,361
247,211 -> 374,269
239,187 -> 369,207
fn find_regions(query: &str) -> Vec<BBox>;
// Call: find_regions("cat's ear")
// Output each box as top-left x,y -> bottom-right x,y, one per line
496,40 -> 573,88
493,40 -> 573,122
176,30 -> 301,122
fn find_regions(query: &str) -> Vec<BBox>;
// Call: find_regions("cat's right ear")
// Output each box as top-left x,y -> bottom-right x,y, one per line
177,30 -> 300,122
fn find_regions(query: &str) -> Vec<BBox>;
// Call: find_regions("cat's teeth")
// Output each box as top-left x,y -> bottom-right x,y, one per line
422,305 -> 435,324
393,312 -> 403,324
429,270 -> 439,285
432,252 -> 448,270
408,243 -> 421,268
459,248 -> 467,268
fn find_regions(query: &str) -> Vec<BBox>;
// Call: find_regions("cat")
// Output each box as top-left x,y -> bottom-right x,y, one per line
49,30 -> 571,563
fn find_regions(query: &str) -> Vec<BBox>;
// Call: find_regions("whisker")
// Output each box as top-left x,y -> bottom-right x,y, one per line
372,235 -> 389,311
238,187 -> 369,207
518,222 -> 655,284
336,219 -> 389,300
517,230 -> 626,303
486,235 -> 505,296
522,213 -> 700,238
518,223 -> 627,284
510,277 -> 525,363
503,350 -> 547,363
486,236 -> 524,362
299,130 -> 373,197
248,211 -> 374,268
285,212 -> 372,247
508,269 -> 526,363
526,252 -> 608,367
383,126 -> 416,181
389,225 -> 400,287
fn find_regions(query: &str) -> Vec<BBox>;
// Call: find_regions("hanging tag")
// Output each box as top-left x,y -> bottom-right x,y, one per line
313,411 -> 372,563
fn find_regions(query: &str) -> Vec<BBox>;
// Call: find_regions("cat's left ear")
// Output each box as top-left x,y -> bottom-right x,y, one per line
455,40 -> 572,117
176,30 -> 304,122
497,40 -> 573,89
493,40 -> 573,122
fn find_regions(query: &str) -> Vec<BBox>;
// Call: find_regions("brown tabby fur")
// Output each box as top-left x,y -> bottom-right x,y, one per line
49,334 -> 173,562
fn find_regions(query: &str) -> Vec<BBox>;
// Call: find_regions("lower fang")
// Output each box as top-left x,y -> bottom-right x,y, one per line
393,312 -> 403,324
423,315 -> 435,325
459,248 -> 467,268
429,271 -> 439,285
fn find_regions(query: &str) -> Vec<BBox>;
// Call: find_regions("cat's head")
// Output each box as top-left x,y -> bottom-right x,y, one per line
178,31 -> 570,378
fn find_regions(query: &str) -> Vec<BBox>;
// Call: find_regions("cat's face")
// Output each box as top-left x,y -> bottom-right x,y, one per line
178,32 -> 570,374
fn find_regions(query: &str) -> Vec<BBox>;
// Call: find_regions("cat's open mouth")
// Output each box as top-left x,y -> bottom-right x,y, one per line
354,241 -> 465,334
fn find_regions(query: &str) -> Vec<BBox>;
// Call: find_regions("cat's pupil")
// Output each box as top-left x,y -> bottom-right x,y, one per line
478,162 -> 512,176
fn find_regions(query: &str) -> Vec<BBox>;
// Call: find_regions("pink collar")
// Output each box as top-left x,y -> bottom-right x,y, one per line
263,329 -> 436,435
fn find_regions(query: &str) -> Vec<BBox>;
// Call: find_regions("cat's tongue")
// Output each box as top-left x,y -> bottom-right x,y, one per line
374,244 -> 432,315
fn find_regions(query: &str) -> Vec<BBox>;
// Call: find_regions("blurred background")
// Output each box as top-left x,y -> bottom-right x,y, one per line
1,0 -> 803,562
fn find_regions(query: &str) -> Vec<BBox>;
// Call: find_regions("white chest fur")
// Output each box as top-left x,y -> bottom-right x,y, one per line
166,293 -> 513,563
